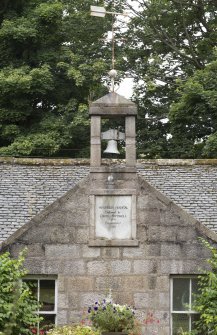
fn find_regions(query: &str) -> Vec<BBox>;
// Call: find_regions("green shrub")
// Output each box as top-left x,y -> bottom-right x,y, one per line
0,249 -> 40,335
192,239 -> 217,334
47,325 -> 100,335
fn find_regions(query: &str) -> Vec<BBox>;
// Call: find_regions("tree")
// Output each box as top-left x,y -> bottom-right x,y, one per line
203,132 -> 217,158
123,0 -> 217,158
0,0 -> 112,157
192,239 -> 217,334
0,250 -> 40,335
169,57 -> 217,158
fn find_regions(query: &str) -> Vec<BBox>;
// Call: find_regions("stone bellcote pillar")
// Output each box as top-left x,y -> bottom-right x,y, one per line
89,92 -> 137,167
88,92 -> 139,247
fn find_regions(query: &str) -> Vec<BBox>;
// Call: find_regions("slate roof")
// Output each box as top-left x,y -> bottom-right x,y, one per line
1,157 -> 217,243
137,161 -> 217,233
0,159 -> 89,242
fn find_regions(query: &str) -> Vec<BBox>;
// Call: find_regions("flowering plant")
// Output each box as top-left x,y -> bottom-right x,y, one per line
30,325 -> 53,335
30,328 -> 46,335
47,324 -> 100,335
88,296 -> 137,333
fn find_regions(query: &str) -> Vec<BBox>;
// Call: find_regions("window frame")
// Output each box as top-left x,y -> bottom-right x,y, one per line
170,275 -> 200,335
23,275 -> 58,333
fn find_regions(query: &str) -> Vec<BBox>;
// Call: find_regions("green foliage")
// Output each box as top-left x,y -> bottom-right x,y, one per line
47,325 -> 100,335
0,101 -> 90,157
0,249 -> 40,335
203,132 -> 217,158
1,0 -> 216,158
123,0 -> 217,158
0,0 -> 111,157
169,58 -> 217,158
88,297 -> 137,333
192,239 -> 217,334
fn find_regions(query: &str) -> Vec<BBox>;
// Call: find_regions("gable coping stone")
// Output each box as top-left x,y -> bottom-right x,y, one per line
1,157 -> 217,166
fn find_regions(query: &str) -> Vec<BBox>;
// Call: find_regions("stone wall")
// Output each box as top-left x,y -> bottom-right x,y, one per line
3,175 -> 217,335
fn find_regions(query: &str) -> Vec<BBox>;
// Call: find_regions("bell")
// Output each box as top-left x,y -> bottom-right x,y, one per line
104,140 -> 120,154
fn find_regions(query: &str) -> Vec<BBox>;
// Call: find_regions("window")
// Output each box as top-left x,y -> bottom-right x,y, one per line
171,277 -> 200,335
23,277 -> 57,334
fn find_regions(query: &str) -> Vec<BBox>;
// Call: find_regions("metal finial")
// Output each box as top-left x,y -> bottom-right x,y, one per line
108,69 -> 118,92
90,5 -> 128,92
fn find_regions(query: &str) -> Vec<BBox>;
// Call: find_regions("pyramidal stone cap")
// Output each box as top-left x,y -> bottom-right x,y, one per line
89,92 -> 137,117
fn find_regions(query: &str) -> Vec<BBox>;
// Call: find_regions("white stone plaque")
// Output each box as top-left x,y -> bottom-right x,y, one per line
95,195 -> 132,240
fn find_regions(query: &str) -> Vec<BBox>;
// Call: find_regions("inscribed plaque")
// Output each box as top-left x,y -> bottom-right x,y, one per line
95,195 -> 132,239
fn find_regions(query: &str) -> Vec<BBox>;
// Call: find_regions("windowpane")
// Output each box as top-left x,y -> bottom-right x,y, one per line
173,278 -> 189,311
172,278 -> 200,335
191,279 -> 199,307
172,314 -> 189,335
39,280 -> 55,311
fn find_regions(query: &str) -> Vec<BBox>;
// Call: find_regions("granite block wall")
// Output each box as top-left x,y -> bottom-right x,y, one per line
4,175 -> 217,335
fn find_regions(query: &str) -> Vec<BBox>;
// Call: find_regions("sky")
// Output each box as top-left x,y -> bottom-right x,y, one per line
116,77 -> 134,99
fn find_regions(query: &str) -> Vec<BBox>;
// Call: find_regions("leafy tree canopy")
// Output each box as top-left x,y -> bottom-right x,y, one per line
0,0 -> 112,157
0,0 -> 216,158
169,55 -> 217,158
123,0 -> 217,158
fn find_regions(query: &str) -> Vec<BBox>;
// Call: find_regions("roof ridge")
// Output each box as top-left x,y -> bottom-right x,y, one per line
1,157 -> 217,166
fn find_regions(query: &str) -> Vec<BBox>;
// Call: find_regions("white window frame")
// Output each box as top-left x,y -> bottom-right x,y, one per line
170,276 -> 199,335
23,276 -> 58,334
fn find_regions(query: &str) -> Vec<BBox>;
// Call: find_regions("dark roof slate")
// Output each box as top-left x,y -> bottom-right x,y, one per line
0,162 -> 89,241
138,163 -> 217,233
1,158 -> 217,242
